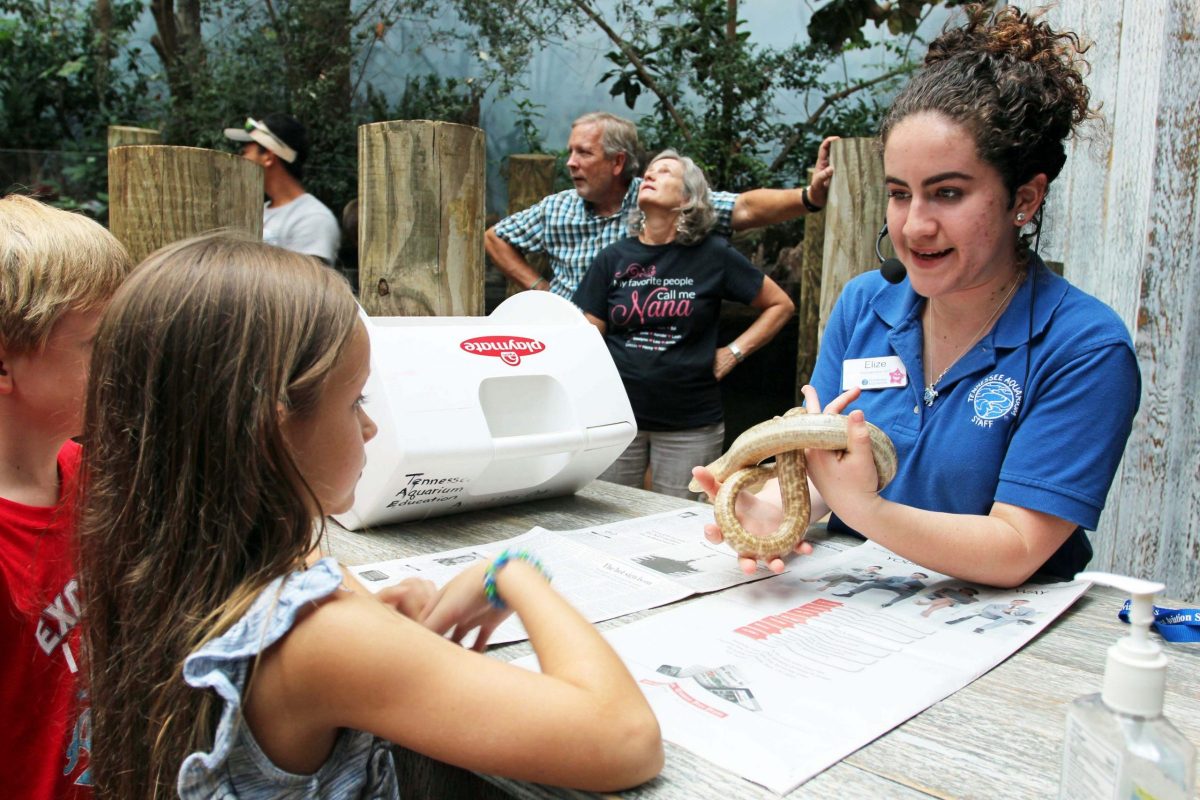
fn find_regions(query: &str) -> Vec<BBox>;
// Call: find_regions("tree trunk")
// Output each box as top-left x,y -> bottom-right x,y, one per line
93,0 -> 113,111
149,0 -> 206,141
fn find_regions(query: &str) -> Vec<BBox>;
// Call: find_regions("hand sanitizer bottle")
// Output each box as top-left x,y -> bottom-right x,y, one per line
1058,572 -> 1196,799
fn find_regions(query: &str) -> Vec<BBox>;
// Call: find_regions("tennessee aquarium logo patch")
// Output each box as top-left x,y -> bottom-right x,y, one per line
967,373 -> 1022,428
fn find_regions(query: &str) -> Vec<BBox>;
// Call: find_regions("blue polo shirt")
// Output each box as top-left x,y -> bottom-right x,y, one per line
811,257 -> 1140,578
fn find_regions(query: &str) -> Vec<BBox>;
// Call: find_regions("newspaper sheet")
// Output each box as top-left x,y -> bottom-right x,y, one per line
516,540 -> 1089,794
348,507 -> 852,644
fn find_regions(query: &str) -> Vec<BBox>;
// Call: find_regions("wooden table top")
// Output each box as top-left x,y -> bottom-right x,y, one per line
324,481 -> 1200,800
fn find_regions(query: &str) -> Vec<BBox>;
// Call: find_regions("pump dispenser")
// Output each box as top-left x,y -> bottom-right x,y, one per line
1058,572 -> 1196,800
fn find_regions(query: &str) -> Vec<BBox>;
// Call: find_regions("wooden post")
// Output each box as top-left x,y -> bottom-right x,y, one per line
106,125 -> 161,149
817,138 -> 889,340
503,154 -> 556,297
795,168 -> 825,403
506,154 -> 557,212
107,146 -> 263,265
1045,0 -> 1199,601
358,120 -> 486,316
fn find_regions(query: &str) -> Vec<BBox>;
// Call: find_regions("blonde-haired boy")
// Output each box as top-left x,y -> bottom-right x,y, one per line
0,194 -> 132,797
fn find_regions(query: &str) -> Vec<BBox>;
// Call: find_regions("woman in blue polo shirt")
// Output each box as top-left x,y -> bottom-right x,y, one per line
698,6 -> 1140,587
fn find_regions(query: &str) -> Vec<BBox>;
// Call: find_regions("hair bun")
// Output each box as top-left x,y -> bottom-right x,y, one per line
926,4 -> 1093,131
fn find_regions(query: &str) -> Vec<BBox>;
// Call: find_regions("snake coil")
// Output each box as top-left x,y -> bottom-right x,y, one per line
690,407 -> 898,560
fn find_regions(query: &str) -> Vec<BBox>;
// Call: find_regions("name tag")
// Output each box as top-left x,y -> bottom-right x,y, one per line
842,356 -> 908,391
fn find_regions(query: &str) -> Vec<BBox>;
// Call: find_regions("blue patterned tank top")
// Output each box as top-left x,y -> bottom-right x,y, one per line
177,558 -> 398,798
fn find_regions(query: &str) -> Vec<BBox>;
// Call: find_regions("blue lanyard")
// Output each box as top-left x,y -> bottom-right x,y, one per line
1118,600 -> 1200,643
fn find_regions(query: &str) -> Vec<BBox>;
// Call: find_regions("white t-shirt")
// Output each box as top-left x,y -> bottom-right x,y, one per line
262,193 -> 340,265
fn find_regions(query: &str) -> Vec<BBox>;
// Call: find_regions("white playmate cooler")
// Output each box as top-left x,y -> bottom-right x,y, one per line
334,291 -> 636,530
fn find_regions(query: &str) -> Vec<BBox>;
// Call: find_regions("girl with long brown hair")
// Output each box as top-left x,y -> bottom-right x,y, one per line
78,235 -> 662,798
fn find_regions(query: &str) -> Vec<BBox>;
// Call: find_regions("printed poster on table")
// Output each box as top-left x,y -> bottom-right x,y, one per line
516,540 -> 1089,794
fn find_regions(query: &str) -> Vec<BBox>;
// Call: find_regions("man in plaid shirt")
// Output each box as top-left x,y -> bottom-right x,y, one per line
486,111 -> 836,298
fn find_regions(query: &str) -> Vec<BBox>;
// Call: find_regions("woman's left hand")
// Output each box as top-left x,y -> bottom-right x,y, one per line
799,384 -> 885,525
693,467 -> 814,575
713,347 -> 738,380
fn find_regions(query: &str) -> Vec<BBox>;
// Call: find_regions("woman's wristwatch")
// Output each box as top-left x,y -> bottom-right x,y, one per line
727,342 -> 746,363
801,186 -> 824,213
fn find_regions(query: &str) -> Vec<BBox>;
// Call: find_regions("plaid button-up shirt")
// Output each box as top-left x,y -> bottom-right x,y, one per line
493,178 -> 738,298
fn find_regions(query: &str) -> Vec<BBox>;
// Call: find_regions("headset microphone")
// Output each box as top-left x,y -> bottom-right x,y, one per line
875,224 -> 907,284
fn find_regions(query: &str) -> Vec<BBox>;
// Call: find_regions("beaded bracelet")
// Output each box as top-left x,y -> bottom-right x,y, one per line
483,548 -> 551,610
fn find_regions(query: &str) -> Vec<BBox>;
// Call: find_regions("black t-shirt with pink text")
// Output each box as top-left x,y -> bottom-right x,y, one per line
574,235 -> 763,431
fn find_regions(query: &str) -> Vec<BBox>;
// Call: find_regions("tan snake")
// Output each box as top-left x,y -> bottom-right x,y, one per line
689,407 -> 898,560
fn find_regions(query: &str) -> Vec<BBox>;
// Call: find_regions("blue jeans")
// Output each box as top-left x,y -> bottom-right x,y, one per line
599,422 -> 725,500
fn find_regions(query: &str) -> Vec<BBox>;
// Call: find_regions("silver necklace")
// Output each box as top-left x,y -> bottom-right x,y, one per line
923,275 -> 1021,407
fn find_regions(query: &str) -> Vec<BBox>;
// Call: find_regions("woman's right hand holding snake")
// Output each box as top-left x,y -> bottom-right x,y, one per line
799,385 -> 888,533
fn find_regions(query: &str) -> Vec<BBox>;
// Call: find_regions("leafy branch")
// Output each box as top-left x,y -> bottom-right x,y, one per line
769,63 -> 911,173
571,0 -> 693,141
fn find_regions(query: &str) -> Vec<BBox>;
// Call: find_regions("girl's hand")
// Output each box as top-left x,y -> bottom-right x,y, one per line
799,385 -> 884,527
693,466 -> 813,575
419,562 -> 514,652
376,577 -> 438,620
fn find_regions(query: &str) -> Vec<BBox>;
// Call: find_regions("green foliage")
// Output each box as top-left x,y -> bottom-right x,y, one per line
372,75 -> 482,126
595,0 -> 909,192
1,0 -> 928,237
152,0 -> 358,210
513,98 -> 547,154
0,0 -> 152,217
807,0 -> 986,50
0,0 -> 150,147
388,0 -> 581,98
164,4 -> 281,151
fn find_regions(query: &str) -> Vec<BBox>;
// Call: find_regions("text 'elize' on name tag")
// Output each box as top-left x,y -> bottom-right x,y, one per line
842,356 -> 908,391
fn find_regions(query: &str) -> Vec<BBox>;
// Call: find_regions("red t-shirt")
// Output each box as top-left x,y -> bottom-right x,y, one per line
0,440 -> 90,797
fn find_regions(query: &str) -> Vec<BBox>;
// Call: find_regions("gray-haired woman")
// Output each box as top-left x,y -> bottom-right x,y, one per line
573,150 -> 794,499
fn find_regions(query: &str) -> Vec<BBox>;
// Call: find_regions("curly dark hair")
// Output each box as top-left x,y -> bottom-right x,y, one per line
880,5 -> 1095,251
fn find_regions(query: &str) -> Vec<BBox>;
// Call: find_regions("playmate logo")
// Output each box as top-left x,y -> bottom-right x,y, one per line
459,335 -> 546,366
